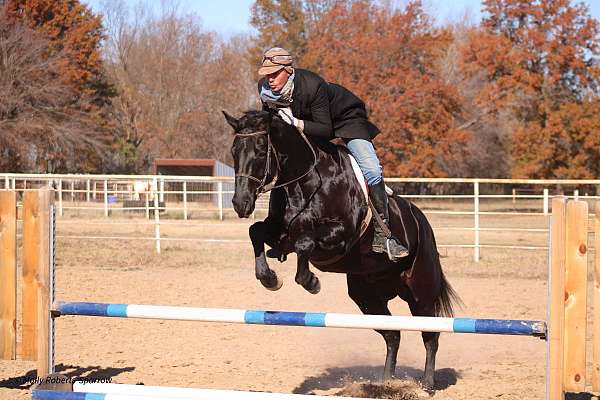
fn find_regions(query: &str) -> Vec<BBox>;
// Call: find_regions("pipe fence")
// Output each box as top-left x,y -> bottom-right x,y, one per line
3,173 -> 599,261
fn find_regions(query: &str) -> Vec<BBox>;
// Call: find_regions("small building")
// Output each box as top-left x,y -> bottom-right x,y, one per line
153,159 -> 234,208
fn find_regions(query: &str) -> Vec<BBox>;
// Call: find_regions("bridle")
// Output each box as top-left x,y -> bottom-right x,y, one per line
233,126 -> 318,195
234,130 -> 277,195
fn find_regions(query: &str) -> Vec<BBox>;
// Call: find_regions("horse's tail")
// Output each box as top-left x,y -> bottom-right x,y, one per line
407,198 -> 463,318
434,268 -> 462,318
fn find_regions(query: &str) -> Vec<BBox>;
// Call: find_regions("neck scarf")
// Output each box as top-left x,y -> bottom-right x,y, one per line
260,71 -> 295,107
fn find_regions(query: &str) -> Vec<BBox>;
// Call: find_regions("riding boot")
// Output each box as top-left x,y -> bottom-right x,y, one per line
265,187 -> 287,261
369,180 -> 409,261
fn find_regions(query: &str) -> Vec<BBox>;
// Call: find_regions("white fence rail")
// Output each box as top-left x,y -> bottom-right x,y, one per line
3,173 -> 599,261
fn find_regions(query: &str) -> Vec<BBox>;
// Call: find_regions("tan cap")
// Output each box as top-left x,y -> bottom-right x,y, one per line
258,47 -> 294,76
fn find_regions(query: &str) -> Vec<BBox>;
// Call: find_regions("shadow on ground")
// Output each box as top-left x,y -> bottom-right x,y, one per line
566,393 -> 599,400
0,363 -> 135,390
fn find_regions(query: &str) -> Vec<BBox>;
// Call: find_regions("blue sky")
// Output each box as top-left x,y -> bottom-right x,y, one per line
81,0 -> 600,38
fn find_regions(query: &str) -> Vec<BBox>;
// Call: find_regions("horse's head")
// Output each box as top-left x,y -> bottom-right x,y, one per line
223,110 -> 273,218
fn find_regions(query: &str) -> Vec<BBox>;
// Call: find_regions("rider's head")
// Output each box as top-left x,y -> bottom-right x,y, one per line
259,47 -> 293,92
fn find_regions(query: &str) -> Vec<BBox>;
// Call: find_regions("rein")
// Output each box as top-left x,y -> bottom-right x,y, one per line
234,126 -> 318,194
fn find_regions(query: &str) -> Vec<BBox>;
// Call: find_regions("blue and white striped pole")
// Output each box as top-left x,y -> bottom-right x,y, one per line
32,383 -> 377,400
53,301 -> 547,338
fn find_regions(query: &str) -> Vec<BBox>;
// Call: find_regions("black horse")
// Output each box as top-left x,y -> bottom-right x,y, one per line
223,110 -> 460,390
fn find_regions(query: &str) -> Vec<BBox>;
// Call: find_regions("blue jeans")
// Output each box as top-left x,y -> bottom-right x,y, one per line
343,138 -> 382,186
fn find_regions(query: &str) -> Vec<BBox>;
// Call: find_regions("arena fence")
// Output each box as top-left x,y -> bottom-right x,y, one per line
2,173 -> 600,261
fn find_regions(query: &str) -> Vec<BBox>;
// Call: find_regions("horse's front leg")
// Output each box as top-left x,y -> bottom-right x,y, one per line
249,222 -> 282,291
294,235 -> 320,294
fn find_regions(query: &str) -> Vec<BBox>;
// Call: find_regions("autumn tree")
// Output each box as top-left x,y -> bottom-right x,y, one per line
100,0 -> 257,169
249,0 -> 308,71
461,0 -> 600,178
3,0 -> 126,172
0,7 -> 112,172
304,0 -> 469,177
5,0 -> 110,97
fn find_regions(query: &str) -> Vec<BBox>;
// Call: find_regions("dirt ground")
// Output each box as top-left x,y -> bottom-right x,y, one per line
0,215 -> 596,399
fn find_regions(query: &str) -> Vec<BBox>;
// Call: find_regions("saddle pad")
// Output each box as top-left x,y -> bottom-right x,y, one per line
348,153 -> 372,238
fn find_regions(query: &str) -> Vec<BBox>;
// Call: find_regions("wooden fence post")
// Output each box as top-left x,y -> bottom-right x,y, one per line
563,200 -> 587,392
593,203 -> 600,392
0,191 -> 17,360
22,189 -> 52,377
548,197 -> 566,400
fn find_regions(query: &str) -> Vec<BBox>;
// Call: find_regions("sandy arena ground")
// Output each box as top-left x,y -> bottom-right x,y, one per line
0,211 -> 596,399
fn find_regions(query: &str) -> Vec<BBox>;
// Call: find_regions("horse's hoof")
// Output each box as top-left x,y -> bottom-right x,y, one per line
266,277 -> 283,291
421,377 -> 435,393
260,272 -> 283,291
307,277 -> 320,294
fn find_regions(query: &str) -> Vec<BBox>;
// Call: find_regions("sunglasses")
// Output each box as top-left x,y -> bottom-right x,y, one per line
262,55 -> 292,65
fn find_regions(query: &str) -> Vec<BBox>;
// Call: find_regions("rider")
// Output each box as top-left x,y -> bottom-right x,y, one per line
257,47 -> 408,261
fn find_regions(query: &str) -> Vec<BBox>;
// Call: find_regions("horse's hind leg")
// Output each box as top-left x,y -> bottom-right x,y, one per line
249,222 -> 282,290
347,275 -> 399,381
409,301 -> 439,391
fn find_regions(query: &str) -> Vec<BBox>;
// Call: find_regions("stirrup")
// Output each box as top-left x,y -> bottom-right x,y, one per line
386,237 -> 409,261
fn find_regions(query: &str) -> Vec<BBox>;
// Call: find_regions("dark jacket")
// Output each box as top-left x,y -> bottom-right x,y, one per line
258,68 -> 380,140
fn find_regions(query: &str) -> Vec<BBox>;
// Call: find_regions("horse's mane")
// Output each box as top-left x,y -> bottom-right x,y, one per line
241,109 -> 341,156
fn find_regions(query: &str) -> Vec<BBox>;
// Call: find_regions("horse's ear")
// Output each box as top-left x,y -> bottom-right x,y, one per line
222,111 -> 240,133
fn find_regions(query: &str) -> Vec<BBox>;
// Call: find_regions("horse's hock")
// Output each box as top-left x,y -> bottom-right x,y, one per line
0,189 -> 599,399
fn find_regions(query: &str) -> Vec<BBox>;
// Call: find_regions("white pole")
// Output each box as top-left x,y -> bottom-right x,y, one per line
93,181 -> 97,200
58,179 -> 63,217
160,177 -> 165,203
145,184 -> 150,220
218,181 -> 223,221
183,181 -> 188,220
512,188 -> 516,204
574,189 -> 579,201
543,188 -> 549,216
4,175 -> 8,189
103,179 -> 108,217
11,177 -> 15,190
474,181 -> 480,262
73,382 -> 373,400
153,177 -> 161,254
71,180 -> 75,202
86,179 -> 90,202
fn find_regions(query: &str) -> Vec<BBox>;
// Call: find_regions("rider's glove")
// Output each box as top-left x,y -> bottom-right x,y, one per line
278,107 -> 304,132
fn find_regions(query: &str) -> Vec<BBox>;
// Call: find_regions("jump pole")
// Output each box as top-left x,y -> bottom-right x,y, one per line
51,301 -> 547,337
32,382 -> 376,400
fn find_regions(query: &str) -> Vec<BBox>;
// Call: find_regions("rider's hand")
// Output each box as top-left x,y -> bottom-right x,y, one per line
277,107 -> 303,130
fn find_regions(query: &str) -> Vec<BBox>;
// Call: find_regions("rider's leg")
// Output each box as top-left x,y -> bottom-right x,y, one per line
265,187 -> 287,260
343,138 -> 408,261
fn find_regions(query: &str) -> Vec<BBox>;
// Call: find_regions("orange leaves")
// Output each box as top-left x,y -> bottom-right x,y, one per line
6,0 -> 105,94
301,1 -> 468,177
460,0 -> 600,179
